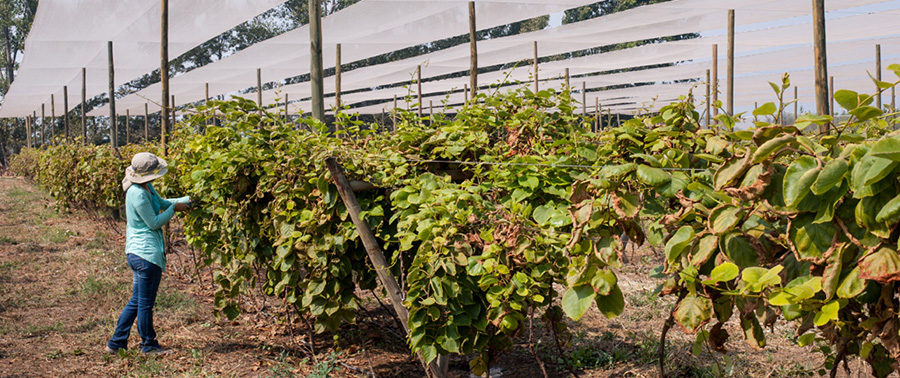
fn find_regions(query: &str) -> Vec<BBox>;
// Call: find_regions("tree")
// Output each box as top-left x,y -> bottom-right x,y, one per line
0,0 -> 37,96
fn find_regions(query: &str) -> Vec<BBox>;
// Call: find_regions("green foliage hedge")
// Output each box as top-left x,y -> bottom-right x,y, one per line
12,69 -> 900,376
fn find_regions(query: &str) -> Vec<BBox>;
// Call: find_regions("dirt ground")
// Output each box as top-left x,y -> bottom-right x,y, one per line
0,176 -> 885,378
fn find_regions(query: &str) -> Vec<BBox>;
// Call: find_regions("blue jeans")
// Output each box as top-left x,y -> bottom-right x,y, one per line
108,253 -> 162,352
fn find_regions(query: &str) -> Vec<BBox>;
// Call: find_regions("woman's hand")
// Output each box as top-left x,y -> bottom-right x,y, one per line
174,203 -> 190,212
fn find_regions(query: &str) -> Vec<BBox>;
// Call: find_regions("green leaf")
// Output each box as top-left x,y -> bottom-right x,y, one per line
862,157 -> 898,186
752,102 -> 777,116
691,234 -> 719,267
719,232 -> 758,268
665,226 -> 695,265
674,295 -> 713,333
591,270 -> 617,296
595,285 -> 625,319
813,300 -> 840,326
851,155 -> 894,198
562,284 -> 596,321
533,205 -> 552,225
636,164 -> 671,187
784,276 -> 822,302
714,154 -> 750,189
859,246 -> 900,284
836,267 -> 866,299
833,89 -> 860,111
875,193 -> 900,224
614,193 -> 641,218
702,262 -> 739,285
783,156 -> 819,208
709,206 -> 742,235
742,265 -> 783,292
856,191 -> 893,239
794,114 -> 832,129
788,214 -> 837,262
850,106 -> 883,122
810,158 -> 848,195
751,135 -> 795,164
869,137 -> 900,162
797,333 -> 816,347
421,344 -> 438,364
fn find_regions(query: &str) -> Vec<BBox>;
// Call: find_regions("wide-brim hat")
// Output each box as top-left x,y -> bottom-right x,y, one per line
124,152 -> 168,185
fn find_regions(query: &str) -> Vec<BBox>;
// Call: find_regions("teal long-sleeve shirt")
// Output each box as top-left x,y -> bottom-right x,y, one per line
125,183 -> 189,272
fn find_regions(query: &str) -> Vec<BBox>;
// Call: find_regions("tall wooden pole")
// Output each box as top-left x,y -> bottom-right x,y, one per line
726,10 -> 734,116
581,82 -> 586,116
144,103 -> 149,142
565,68 -> 570,90
812,0 -> 829,124
25,116 -> 31,148
160,0 -> 170,154
309,0 -> 325,122
63,86 -> 69,141
205,82 -> 210,126
171,95 -> 176,127
32,111 -> 37,146
50,94 -> 56,141
284,93 -> 289,120
794,86 -> 799,122
595,98 -> 600,131
463,84 -> 468,104
257,68 -> 263,115
705,69 -> 711,126
417,65 -> 423,117
41,104 -> 45,146
392,94 -> 397,131
108,41 -> 117,148
335,43 -> 342,111
429,100 -> 433,117
469,1 -> 477,99
81,68 -> 86,144
125,109 -> 130,145
829,76 -> 835,118
876,44 -> 882,109
533,41 -> 539,93
712,44 -> 718,118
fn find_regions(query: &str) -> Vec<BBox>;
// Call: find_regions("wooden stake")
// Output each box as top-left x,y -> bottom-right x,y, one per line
51,94 -> 56,141
829,76 -> 834,118
205,82 -> 210,126
325,157 -> 449,378
108,41 -> 117,148
726,10 -> 734,116
125,109 -> 130,145
812,0 -> 829,125
794,86 -> 798,122
417,65 -> 423,117
429,100 -> 433,117
171,95 -> 176,128
876,44 -> 882,109
81,67 -> 86,144
463,84 -> 468,104
392,95 -> 397,132
595,98 -> 600,131
41,104 -> 45,146
469,1 -> 477,99
26,116 -> 31,148
705,69 -> 711,127
712,44 -> 718,118
145,103 -> 149,142
309,0 -> 325,122
533,41 -> 539,93
160,0 -> 169,154
284,93 -> 289,120
582,82 -> 586,116
257,68 -> 263,115
336,43 -> 342,111
63,86 -> 69,140
565,68 -> 570,90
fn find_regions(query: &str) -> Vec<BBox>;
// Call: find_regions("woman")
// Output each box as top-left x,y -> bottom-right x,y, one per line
106,152 -> 190,355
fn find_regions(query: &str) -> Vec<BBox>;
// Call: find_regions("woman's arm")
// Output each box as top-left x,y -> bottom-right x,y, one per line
134,191 -> 175,230
149,184 -> 190,210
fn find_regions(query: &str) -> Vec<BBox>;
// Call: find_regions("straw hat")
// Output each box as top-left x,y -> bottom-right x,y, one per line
122,152 -> 168,191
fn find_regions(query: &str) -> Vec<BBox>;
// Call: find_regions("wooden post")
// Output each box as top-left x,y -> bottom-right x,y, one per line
205,82 -> 210,126
257,68 -> 263,115
533,41 -> 539,93
812,0 -> 829,125
160,0 -> 170,154
463,84 -> 468,104
145,103 -> 149,142
705,69 -> 711,127
469,1 -> 477,99
336,43 -> 342,111
125,110 -> 130,145
108,41 -> 117,148
726,10 -> 734,116
565,68 -> 570,90
392,95 -> 397,131
712,44 -> 718,118
63,86 -> 69,140
284,93 -> 289,120
595,98 -> 600,131
41,104 -> 45,146
829,76 -> 834,118
876,44 -> 882,109
325,157 -> 449,378
81,67 -> 87,144
429,100 -> 433,117
32,111 -> 37,146
25,116 -> 31,148
51,94 -> 56,141
417,65 -> 423,117
171,95 -> 176,127
309,0 -> 325,122
794,86 -> 799,122
582,82 -> 586,116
